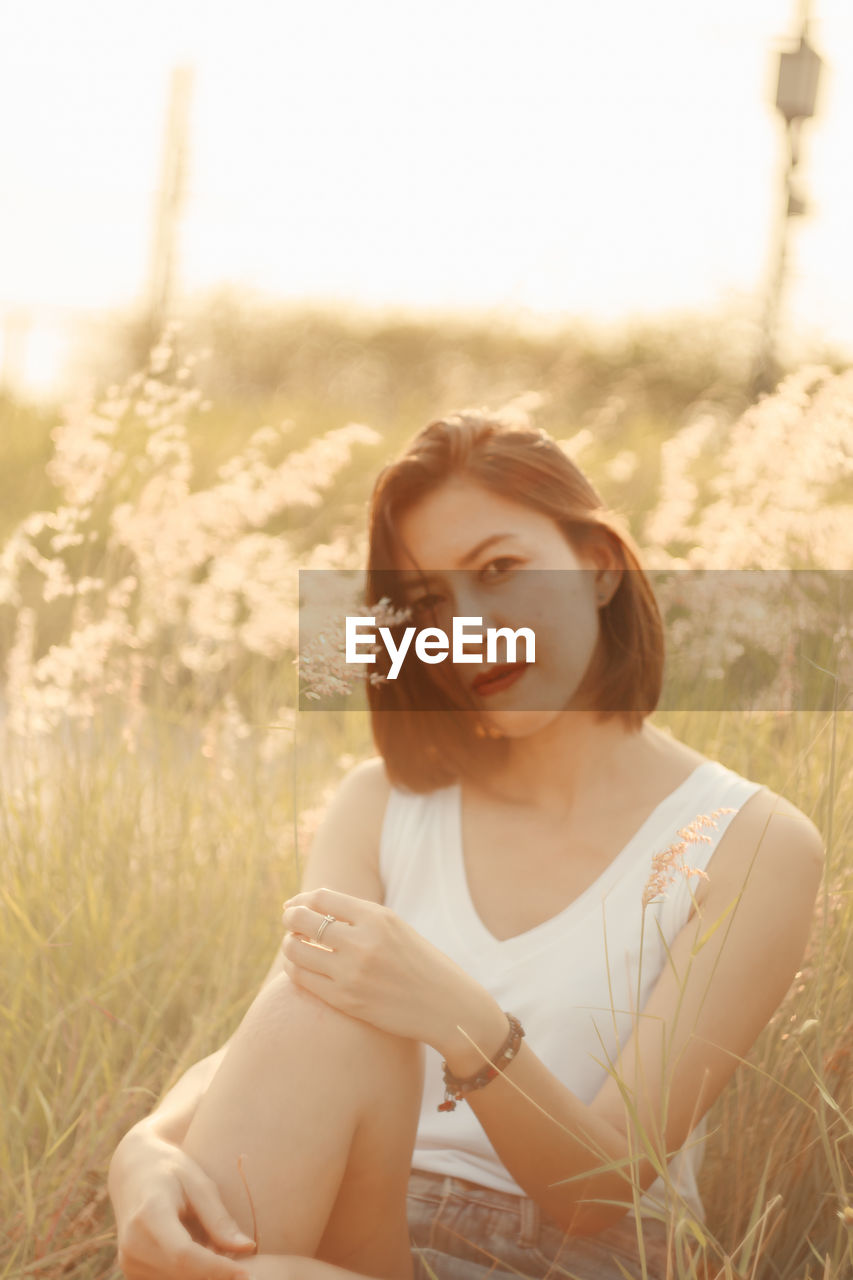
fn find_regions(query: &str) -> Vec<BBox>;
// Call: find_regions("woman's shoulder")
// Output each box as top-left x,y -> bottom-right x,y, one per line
726,781 -> 825,859
336,755 -> 393,817
685,771 -> 825,922
647,723 -> 825,867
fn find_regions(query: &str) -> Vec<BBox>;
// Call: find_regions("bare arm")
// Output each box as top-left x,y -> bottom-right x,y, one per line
251,757 -> 388,994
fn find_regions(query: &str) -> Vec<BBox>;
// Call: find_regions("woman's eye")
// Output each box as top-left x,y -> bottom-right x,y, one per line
479,558 -> 518,582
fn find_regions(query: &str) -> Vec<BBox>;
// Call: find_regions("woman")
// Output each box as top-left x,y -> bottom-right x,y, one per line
108,411 -> 824,1280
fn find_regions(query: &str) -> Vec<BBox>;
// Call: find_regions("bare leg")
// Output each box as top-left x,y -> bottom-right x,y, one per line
242,1257 -> 393,1280
181,975 -> 424,1279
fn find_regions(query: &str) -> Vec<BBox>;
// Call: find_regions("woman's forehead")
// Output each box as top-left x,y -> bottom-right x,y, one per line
392,479 -> 561,569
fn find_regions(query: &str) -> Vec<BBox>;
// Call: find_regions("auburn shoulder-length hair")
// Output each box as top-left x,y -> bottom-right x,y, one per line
365,409 -> 664,793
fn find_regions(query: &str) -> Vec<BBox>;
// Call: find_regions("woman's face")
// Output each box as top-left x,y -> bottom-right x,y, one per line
392,477 -> 618,739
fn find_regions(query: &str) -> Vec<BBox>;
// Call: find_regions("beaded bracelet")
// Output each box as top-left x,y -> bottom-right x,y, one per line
438,1013 -> 525,1112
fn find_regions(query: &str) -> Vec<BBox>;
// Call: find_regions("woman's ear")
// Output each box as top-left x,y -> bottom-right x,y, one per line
589,531 -> 624,606
569,525 -> 624,605
594,569 -> 621,607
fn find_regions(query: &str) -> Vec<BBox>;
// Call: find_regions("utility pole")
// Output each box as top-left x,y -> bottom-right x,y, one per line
145,65 -> 194,345
751,2 -> 824,397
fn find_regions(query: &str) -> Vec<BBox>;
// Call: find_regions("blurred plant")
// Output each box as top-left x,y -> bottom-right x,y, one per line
0,325 -> 378,742
642,365 -> 853,713
299,597 -> 411,701
641,807 -> 734,909
644,365 -> 853,570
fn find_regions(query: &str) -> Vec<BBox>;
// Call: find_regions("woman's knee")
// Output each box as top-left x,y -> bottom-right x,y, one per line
237,973 -> 422,1097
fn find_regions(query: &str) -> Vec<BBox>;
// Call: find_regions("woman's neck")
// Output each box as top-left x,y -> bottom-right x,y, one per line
474,713 -> 653,820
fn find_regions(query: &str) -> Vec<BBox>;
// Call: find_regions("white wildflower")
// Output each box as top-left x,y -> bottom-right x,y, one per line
604,450 -> 639,484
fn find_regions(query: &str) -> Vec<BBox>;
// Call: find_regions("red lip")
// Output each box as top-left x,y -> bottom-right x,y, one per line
471,663 -> 528,697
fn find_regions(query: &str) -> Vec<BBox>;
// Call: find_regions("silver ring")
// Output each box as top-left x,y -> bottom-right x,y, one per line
314,913 -> 336,945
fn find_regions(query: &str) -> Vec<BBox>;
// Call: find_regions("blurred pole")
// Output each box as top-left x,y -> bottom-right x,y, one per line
751,4 -> 823,398
145,66 -> 194,346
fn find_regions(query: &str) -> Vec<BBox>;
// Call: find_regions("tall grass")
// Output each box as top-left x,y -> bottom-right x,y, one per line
1,707 -> 849,1278
1,312 -> 850,1278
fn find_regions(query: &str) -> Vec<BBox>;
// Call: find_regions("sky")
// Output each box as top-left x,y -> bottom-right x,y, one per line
1,0 -> 851,396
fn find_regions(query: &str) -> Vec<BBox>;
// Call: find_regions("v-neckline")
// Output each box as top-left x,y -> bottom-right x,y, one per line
444,760 -> 714,954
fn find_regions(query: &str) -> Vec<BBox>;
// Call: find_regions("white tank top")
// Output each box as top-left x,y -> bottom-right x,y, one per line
379,757 -> 764,1222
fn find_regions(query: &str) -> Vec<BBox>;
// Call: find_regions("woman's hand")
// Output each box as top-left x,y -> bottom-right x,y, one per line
280,888 -> 507,1069
109,1122 -> 257,1280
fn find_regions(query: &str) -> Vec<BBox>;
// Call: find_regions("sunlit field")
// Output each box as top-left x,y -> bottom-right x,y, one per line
1,311 -> 850,1279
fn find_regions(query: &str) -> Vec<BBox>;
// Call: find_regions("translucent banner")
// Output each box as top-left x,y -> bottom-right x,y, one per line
298,569 -> 852,713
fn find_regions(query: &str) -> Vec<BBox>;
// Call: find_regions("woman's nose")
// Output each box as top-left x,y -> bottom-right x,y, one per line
458,597 -> 516,656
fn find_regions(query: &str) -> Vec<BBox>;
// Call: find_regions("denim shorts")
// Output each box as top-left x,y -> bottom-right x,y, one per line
407,1169 -> 671,1280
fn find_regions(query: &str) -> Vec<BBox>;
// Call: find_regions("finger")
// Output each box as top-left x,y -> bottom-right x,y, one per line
181,1167 -> 258,1255
144,1215 -> 252,1280
281,953 -> 341,1005
282,887 -> 367,925
280,904 -> 350,943
281,930 -> 337,976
